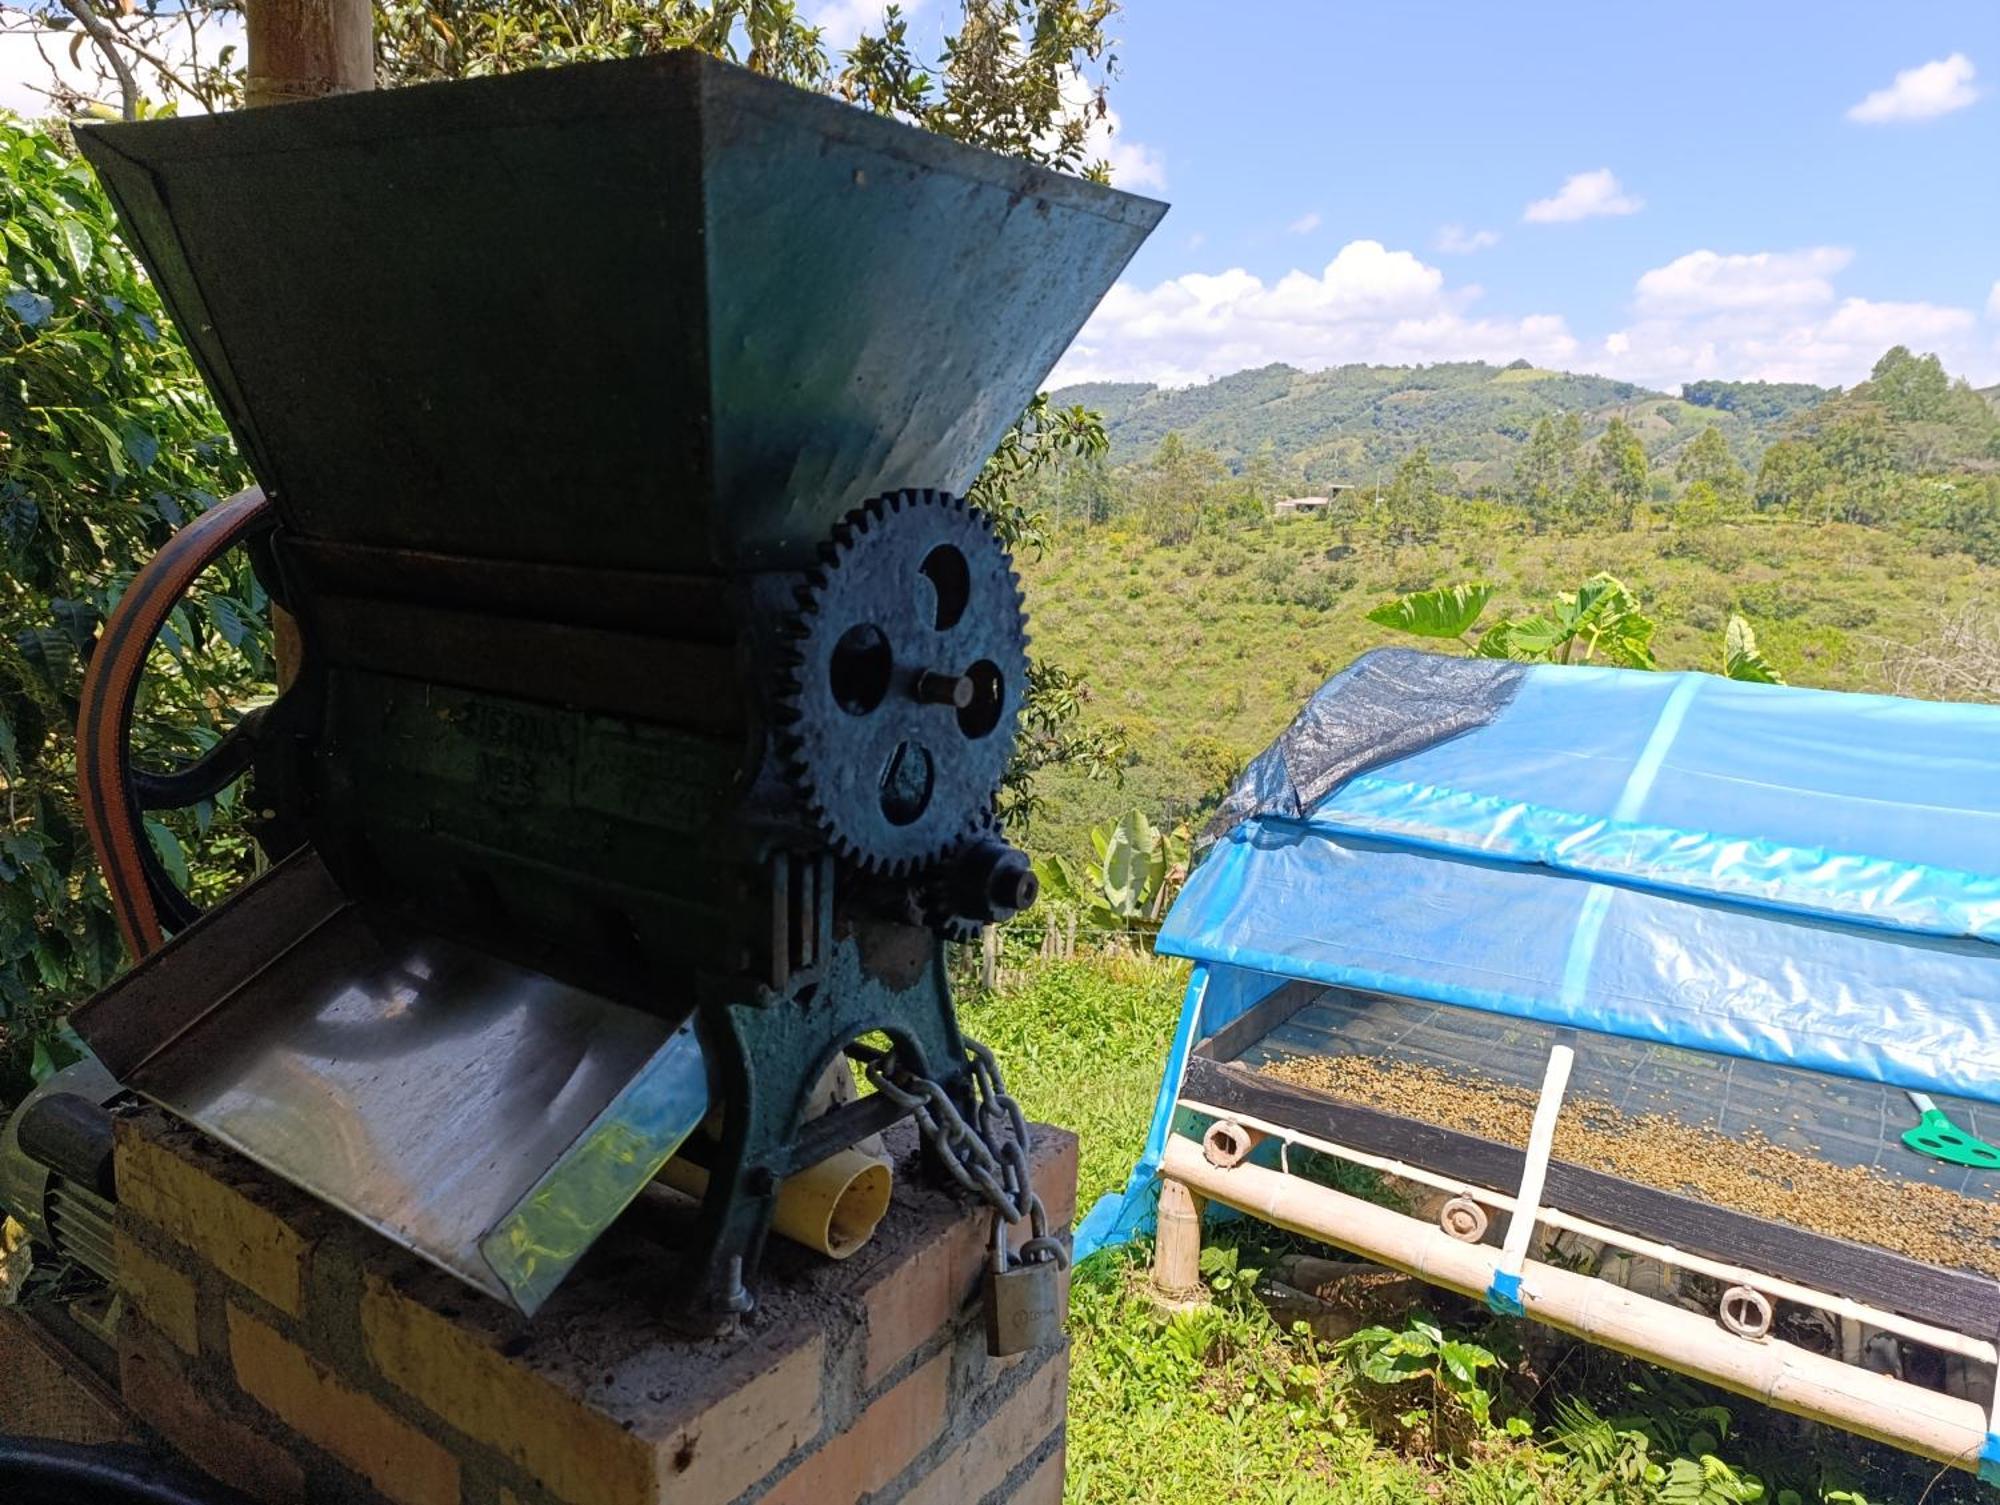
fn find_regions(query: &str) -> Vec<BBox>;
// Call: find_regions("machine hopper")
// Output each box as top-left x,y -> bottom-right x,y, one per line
66,54 -> 1164,1317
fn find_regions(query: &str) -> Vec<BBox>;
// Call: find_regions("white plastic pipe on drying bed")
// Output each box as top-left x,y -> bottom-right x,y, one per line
1160,1136 -> 1991,1474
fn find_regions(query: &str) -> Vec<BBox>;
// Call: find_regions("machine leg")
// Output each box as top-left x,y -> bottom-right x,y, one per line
1154,1178 -> 1206,1296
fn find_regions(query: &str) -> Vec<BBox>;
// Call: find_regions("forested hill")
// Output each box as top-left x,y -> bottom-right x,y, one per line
1051,361 -> 1834,491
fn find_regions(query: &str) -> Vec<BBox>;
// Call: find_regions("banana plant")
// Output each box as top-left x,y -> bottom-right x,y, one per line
1721,615 -> 1784,684
1368,574 -> 1654,667
1475,574 -> 1656,668
1369,576 -> 1783,682
1033,809 -> 1190,934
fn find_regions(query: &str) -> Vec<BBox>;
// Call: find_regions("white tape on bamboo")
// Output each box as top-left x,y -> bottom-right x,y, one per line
1178,1095 -> 1998,1367
1163,1135 -> 1991,1474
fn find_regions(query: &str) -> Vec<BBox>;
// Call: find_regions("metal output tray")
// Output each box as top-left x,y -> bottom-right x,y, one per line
73,852 -> 708,1314
1185,982 -> 2000,1336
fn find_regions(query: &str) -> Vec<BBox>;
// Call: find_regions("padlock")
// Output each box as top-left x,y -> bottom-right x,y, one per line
983,1213 -> 1068,1357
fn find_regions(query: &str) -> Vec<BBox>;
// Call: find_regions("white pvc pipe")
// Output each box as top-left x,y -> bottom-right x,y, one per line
1162,1137 -> 1991,1474
1180,1095 -> 1998,1366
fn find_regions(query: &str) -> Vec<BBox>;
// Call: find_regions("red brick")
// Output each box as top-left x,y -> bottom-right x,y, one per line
862,1209 -> 989,1386
361,1273 -> 823,1505
120,1319 -> 306,1501
229,1305 -> 458,1505
761,1349 -> 950,1505
862,1126 -> 1077,1387
904,1353 -> 1069,1505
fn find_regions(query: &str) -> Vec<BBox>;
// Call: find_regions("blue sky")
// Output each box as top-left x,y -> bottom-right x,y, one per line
987,1 -> 2000,392
7,0 -> 1992,392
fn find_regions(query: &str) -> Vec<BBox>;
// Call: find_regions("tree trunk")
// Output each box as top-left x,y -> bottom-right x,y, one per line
246,0 -> 373,108
245,0 -> 372,685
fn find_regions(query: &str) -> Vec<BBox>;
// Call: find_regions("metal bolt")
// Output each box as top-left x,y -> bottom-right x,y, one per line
915,670 -> 974,709
988,864 -> 1037,914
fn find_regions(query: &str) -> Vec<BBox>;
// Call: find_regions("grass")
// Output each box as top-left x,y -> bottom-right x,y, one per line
1016,507 -> 1999,864
965,952 -> 1989,1505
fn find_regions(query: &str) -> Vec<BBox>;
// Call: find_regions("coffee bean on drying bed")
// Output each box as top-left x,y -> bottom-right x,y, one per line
1262,1053 -> 2000,1279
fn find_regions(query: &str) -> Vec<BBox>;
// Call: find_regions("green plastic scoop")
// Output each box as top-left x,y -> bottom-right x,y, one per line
1902,1093 -> 2000,1170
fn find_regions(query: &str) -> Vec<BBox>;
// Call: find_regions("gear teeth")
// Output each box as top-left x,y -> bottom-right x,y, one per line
778,485 -> 1024,879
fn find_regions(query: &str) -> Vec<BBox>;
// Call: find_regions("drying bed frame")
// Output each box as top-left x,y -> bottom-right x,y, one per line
1155,979 -> 2000,1482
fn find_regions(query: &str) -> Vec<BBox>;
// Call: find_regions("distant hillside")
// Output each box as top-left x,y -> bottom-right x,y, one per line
1052,361 -> 1833,491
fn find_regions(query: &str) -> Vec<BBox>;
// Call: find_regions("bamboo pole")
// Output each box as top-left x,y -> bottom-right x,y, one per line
1163,1136 -> 1992,1475
1152,1178 -> 1205,1295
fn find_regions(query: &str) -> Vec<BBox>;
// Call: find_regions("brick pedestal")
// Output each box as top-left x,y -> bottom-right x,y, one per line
107,1109 -> 1076,1505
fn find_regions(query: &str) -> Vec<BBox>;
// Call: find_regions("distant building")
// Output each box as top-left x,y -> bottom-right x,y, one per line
1273,486 -> 1355,516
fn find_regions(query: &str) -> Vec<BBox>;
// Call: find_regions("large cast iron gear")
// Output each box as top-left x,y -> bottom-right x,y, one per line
776,489 -> 1029,877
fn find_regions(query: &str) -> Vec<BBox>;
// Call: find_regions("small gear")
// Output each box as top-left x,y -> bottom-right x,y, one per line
775,490 -> 1029,877
918,807 -> 1036,941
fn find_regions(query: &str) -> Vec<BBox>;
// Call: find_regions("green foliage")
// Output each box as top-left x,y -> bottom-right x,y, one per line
1053,359 -> 1698,494
1511,413 -> 1578,529
1675,425 -> 1749,510
1338,1316 -> 1503,1439
1364,582 -> 1493,642
1749,347 -> 2000,536
1019,505 -> 1997,867
0,116 -> 265,1094
1597,416 -> 1648,529
1722,616 -> 1782,684
840,0 -> 1120,179
1681,379 -> 1833,427
1129,431 -> 1235,545
374,0 -> 832,91
1371,574 -> 1656,669
1033,808 -> 1188,933
1482,573 -> 1657,668
1381,446 -> 1443,543
1001,658 -> 1131,827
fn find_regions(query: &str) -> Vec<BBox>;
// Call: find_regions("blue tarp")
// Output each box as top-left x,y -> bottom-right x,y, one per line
1077,650 -> 2000,1259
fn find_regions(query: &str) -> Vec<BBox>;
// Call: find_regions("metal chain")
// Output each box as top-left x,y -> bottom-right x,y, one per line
865,1037 -> 1069,1269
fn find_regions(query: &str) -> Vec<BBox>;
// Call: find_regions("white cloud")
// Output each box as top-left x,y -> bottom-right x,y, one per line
1600,245 -> 1985,388
1052,237 -> 1999,392
1633,247 -> 1853,314
1523,168 -> 1643,223
1051,238 -> 1578,387
1287,211 -> 1322,236
1096,109 -> 1166,191
1044,63 -> 1163,191
1987,280 -> 2000,319
1186,231 -> 1206,251
1847,53 -> 1980,123
1436,224 -> 1500,254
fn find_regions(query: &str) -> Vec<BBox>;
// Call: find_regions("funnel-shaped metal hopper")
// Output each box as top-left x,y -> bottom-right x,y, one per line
75,52 -> 1164,571
70,55 -> 1163,1316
